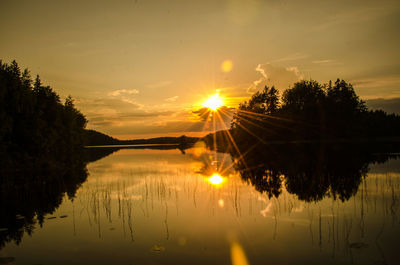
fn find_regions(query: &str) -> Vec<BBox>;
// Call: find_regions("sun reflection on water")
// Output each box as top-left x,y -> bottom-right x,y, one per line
218,199 -> 225,208
207,173 -> 224,186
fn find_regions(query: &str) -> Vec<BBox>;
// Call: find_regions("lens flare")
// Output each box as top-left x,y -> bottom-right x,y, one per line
203,94 -> 224,111
230,242 -> 250,265
221,60 -> 233,72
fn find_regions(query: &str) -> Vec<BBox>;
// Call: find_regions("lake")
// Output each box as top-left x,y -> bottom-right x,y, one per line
1,143 -> 399,265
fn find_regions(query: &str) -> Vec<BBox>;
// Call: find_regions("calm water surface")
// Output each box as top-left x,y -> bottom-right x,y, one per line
1,145 -> 400,265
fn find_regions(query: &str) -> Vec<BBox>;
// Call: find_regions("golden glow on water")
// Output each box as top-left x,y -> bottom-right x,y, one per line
202,94 -> 225,111
2,147 -> 399,265
208,173 -> 224,185
230,242 -> 250,265
218,199 -> 225,208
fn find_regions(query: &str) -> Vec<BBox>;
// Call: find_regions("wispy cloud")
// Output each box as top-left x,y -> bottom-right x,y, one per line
271,53 -> 309,63
165,96 -> 179,102
312,59 -> 333,64
350,76 -> 400,99
255,64 -> 268,78
365,97 -> 400,114
286,66 -> 304,80
108,89 -> 139,97
352,76 -> 400,89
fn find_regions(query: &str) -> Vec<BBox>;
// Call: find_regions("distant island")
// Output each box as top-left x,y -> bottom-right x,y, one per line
84,129 -> 199,147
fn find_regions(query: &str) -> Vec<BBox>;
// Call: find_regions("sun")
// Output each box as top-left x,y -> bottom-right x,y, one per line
202,94 -> 225,111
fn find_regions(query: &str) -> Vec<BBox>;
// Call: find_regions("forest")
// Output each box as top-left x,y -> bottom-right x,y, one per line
0,60 -> 87,169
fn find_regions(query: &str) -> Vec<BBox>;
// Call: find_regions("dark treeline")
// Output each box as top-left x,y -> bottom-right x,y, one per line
85,129 -> 200,147
0,60 -> 87,168
120,135 -> 200,146
228,79 -> 400,144
85,129 -> 120,145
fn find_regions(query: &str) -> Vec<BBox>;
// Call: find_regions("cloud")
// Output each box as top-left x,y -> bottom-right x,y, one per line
106,89 -> 141,107
248,63 -> 304,93
365,97 -> 400,114
286,66 -> 304,80
312,59 -> 334,64
76,97 -> 145,127
192,106 -> 233,121
271,53 -> 309,63
108,89 -> 139,97
165,96 -> 179,102
351,76 -> 400,99
77,96 -> 230,138
352,76 -> 400,89
255,63 -> 268,79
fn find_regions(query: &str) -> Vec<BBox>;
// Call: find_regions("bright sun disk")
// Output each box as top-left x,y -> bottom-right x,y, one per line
202,94 -> 224,111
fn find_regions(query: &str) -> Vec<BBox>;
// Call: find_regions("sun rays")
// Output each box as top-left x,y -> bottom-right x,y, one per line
192,89 -> 313,188
192,95 -> 309,187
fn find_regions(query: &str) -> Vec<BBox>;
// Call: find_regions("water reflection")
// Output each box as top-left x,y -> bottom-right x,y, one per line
0,147 -> 114,248
208,174 -> 225,186
228,142 -> 400,202
0,143 -> 399,265
230,241 -> 250,265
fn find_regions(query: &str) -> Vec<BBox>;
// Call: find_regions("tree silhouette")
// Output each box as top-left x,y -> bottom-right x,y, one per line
230,79 -> 400,142
0,60 -> 87,167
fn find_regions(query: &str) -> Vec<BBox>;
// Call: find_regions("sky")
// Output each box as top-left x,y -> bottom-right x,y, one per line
1,0 -> 399,139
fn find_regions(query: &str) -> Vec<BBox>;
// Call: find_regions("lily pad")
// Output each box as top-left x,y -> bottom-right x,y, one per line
349,242 -> 368,249
151,244 -> 165,252
15,215 -> 24,220
0,257 -> 15,264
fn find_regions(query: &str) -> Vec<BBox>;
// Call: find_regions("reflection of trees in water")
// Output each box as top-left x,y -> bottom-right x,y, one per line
229,142 -> 400,202
56,152 -> 399,264
1,144 -> 399,264
248,169 -> 400,263
0,147 -> 116,248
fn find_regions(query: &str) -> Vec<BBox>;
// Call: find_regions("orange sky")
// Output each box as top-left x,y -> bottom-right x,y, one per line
1,0 -> 399,139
